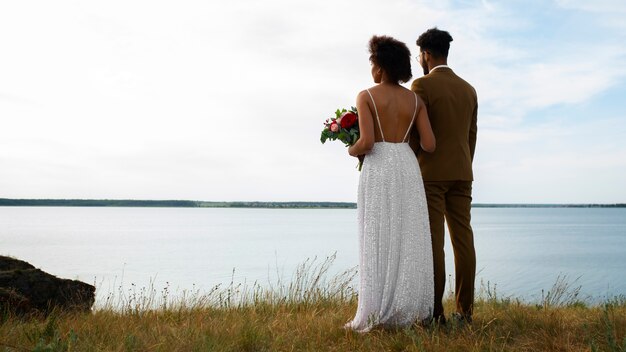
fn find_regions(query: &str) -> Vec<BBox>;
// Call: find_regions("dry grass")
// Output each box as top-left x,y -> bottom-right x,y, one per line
1,256 -> 625,351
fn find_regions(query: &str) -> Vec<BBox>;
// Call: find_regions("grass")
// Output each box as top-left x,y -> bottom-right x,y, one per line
1,255 -> 625,351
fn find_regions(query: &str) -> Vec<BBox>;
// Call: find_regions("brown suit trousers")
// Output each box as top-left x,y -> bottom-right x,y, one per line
410,67 -> 477,318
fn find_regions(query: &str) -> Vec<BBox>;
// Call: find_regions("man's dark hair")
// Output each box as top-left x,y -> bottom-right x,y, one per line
368,35 -> 412,83
416,27 -> 453,58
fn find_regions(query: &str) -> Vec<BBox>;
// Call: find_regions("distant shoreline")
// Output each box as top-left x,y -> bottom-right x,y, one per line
0,198 -> 625,208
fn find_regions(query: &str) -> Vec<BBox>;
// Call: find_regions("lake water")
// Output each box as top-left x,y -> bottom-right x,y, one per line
1,206 -> 625,305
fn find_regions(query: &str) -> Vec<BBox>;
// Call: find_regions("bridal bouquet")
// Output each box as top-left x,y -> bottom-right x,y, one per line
320,107 -> 359,145
320,107 -> 362,170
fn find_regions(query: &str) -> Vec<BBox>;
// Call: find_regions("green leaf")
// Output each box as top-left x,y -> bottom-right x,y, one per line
321,130 -> 332,144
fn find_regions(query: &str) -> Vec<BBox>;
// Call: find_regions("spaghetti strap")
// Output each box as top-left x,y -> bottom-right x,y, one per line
366,89 -> 385,142
402,93 -> 418,143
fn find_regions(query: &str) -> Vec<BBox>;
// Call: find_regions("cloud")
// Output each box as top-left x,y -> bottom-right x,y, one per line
450,3 -> 626,117
555,0 -> 626,14
1,0 -> 625,202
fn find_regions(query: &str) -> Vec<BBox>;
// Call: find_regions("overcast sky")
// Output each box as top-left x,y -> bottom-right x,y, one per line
1,0 -> 625,203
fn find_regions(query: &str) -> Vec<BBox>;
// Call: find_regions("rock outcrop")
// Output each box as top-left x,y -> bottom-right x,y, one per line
0,256 -> 95,316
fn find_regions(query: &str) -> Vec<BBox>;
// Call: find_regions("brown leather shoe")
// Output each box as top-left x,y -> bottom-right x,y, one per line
450,312 -> 472,326
419,314 -> 447,328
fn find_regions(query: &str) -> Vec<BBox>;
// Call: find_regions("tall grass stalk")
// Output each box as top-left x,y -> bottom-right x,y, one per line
1,256 -> 625,351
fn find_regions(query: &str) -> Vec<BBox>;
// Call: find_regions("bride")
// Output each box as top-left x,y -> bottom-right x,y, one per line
345,35 -> 436,332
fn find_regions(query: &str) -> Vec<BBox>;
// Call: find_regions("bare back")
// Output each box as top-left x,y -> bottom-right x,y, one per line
365,85 -> 420,143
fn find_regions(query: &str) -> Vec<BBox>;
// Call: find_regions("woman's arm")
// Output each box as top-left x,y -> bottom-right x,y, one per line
415,97 -> 435,152
348,90 -> 375,157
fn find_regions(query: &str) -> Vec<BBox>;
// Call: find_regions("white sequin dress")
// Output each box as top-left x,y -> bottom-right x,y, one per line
346,89 -> 434,332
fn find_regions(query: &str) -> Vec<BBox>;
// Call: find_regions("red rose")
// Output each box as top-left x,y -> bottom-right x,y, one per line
340,112 -> 357,129
330,121 -> 339,132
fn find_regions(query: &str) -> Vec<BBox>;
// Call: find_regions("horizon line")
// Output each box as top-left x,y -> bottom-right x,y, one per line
0,198 -> 625,208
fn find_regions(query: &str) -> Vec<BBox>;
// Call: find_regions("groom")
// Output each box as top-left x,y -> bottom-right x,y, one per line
410,28 -> 478,324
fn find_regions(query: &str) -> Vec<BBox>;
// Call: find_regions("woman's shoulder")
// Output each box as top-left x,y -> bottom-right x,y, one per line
394,85 -> 418,100
358,85 -> 415,101
356,89 -> 371,101
359,85 -> 379,95
357,86 -> 382,100
361,84 -> 408,95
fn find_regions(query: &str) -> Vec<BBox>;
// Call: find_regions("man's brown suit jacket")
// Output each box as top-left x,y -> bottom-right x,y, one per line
410,67 -> 477,181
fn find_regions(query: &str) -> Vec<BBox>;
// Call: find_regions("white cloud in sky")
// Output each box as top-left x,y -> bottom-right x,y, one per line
1,0 -> 625,203
555,0 -> 626,13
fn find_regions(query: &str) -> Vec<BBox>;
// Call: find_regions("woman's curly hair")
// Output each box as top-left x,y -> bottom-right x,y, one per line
368,35 -> 412,83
